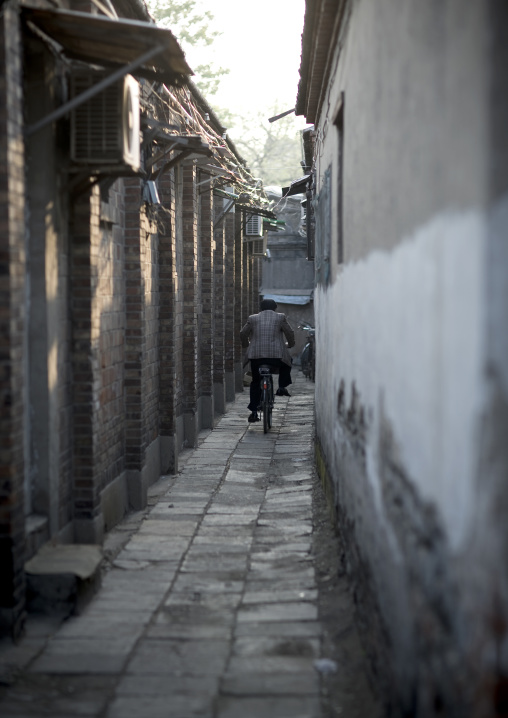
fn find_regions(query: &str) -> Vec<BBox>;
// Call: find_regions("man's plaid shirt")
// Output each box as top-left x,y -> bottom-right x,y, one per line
240,310 -> 295,366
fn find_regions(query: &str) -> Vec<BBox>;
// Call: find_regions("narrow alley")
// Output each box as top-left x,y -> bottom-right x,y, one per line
0,374 -> 380,718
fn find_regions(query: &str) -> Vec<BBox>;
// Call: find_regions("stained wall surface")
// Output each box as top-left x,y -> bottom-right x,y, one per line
309,0 -> 508,712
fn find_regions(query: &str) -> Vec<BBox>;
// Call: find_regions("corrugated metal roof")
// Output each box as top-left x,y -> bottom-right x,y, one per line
261,291 -> 313,305
23,6 -> 192,83
282,174 -> 311,198
296,0 -> 345,123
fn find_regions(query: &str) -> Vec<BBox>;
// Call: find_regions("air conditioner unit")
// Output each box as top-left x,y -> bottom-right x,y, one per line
70,72 -> 140,171
245,214 -> 263,236
250,237 -> 267,256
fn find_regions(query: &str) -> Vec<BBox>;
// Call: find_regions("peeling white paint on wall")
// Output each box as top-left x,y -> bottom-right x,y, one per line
315,208 -> 487,550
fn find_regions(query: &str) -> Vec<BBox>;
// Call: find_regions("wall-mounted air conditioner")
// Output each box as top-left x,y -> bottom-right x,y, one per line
70,72 -> 140,171
245,214 -> 263,236
249,237 -> 267,256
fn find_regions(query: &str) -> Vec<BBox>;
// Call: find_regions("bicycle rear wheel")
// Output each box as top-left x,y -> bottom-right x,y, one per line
262,389 -> 270,433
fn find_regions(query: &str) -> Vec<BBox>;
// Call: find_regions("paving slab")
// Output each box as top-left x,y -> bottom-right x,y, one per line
221,671 -> 320,696
0,374 -> 381,717
232,635 -> 320,658
0,675 -> 115,716
106,693 -> 213,718
115,673 -> 219,695
170,574 -> 244,594
237,602 -> 318,623
126,638 -> 230,675
234,620 -> 323,639
216,695 -> 321,718
242,588 -> 318,604
164,592 -> 242,611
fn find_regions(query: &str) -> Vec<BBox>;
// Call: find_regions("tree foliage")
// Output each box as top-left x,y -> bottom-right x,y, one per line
147,0 -> 229,97
147,3 -> 305,187
217,106 -> 305,188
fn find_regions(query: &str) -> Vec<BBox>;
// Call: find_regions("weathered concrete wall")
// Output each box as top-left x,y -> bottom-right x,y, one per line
312,0 -> 508,714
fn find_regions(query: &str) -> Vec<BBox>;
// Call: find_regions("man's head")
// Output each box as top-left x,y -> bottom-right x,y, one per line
260,299 -> 277,312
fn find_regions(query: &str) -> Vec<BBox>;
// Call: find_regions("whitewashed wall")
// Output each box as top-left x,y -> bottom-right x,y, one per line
311,0 -> 508,712
316,208 -> 486,550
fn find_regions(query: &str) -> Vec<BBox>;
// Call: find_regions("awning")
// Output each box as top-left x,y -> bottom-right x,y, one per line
263,218 -> 285,230
281,175 -> 311,198
22,7 -> 193,83
261,289 -> 314,306
236,204 -> 276,220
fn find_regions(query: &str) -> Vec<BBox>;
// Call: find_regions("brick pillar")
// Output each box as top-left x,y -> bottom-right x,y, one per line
198,174 -> 214,428
252,255 -> 261,313
0,6 -> 26,639
234,211 -> 244,392
181,162 -> 198,446
242,222 -> 250,327
248,249 -> 254,315
213,198 -> 226,415
123,177 -> 148,508
173,168 -> 184,452
158,170 -> 179,472
71,186 -> 103,544
224,210 -> 235,402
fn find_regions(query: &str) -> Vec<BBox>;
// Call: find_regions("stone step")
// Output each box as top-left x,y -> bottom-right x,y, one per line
25,544 -> 103,617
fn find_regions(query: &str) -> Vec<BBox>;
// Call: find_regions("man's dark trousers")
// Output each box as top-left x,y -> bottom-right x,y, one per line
248,358 -> 292,412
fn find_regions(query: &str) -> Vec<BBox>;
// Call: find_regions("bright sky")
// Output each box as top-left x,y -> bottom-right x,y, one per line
186,0 -> 306,116
163,0 -> 308,151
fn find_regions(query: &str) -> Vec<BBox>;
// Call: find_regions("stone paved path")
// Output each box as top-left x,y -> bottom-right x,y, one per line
0,375 -> 376,718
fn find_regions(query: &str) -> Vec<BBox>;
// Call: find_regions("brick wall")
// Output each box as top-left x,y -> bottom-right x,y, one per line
57,185 -> 73,535
181,162 -> 198,443
70,187 -> 103,543
124,178 -> 144,471
234,212 -> 244,388
140,214 -> 160,458
0,18 -> 261,629
213,200 -> 226,413
173,167 -> 184,437
0,6 -> 26,639
195,171 -> 203,405
158,170 -> 177,453
242,225 -> 250,326
224,211 -> 235,400
96,183 -> 126,497
252,255 -> 261,315
124,177 -> 161,473
198,176 -> 214,421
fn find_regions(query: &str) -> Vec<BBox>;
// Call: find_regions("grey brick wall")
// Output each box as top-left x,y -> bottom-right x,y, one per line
234,212 -> 244,390
198,177 -> 214,422
0,12 -> 264,635
0,5 -> 26,640
70,187 -> 103,544
224,212 -> 235,400
213,200 -> 226,414
96,186 -> 126,496
158,170 -> 178,451
181,162 -> 198,444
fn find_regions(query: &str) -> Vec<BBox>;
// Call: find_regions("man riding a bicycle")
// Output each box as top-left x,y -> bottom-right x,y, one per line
240,299 -> 295,423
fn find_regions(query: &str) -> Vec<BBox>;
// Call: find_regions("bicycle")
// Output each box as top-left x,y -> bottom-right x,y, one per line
258,364 -> 275,433
299,324 -> 315,382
